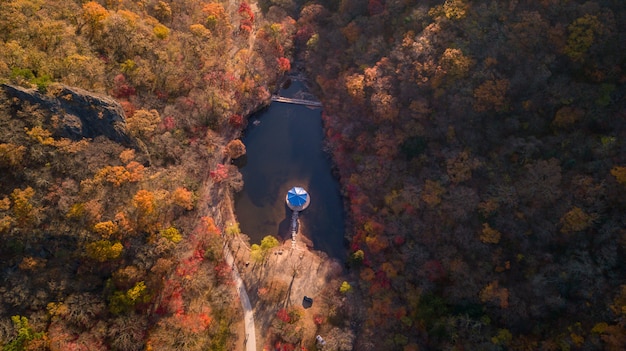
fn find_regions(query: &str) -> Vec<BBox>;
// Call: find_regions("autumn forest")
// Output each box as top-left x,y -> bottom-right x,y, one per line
1,0 -> 626,350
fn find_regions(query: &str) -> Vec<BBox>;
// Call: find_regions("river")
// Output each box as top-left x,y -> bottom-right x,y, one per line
233,78 -> 346,260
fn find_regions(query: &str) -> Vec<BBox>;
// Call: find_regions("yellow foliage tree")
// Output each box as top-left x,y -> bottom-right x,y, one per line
189,23 -> 211,37
429,0 -> 468,20
25,126 -> 55,145
250,244 -> 264,262
11,187 -> 35,226
446,150 -> 480,184
126,109 -> 160,139
439,48 -> 472,79
66,203 -> 85,219
0,216 -> 12,234
19,256 -> 46,271
154,1 -> 172,22
109,281 -> 150,314
480,223 -> 501,244
52,138 -> 90,154
422,179 -> 445,207
478,198 -> 499,218
0,197 -> 10,211
381,262 -> 398,278
94,221 -> 119,239
86,240 -> 123,262
345,73 -> 365,101
443,0 -> 468,20
160,227 -> 182,243
365,235 -> 389,254
0,143 -> 26,168
433,48 -> 470,90
560,207 -> 593,234
153,24 -> 170,39
564,14 -> 602,62
341,22 -> 360,44
491,329 -> 513,346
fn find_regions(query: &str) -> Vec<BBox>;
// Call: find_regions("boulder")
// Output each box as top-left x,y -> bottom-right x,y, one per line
2,83 -> 134,146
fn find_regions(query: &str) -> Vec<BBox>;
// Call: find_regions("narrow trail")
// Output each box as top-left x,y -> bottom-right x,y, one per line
221,191 -> 257,351
224,244 -> 257,351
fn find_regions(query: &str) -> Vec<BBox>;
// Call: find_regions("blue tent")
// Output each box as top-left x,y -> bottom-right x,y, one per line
287,187 -> 308,207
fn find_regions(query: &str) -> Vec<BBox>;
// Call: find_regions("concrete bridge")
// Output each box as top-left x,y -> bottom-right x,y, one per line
271,95 -> 322,107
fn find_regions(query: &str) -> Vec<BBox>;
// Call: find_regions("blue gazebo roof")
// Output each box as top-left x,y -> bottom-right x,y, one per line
287,187 -> 308,207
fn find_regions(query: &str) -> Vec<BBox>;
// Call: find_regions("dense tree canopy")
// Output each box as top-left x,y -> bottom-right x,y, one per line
1,0 -> 626,350
293,0 -> 626,349
0,0 -> 293,349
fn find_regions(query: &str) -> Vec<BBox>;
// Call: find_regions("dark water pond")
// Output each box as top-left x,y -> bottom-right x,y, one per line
234,80 -> 345,260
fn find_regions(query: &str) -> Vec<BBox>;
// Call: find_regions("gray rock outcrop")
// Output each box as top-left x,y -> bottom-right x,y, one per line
2,83 -> 134,146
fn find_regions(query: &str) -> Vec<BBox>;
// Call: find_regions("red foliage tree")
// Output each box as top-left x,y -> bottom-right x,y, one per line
238,2 -> 254,34
276,308 -> 291,323
210,164 -> 228,182
214,261 -> 232,283
228,114 -> 244,128
238,2 -> 254,22
368,0 -> 385,16
119,100 -> 136,117
422,260 -> 446,282
112,74 -> 136,98
277,57 -> 291,72
161,116 -> 176,131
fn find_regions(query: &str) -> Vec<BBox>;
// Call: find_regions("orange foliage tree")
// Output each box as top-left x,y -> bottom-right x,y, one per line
610,166 -> 626,185
171,187 -> 194,211
473,79 -> 510,112
479,280 -> 509,309
82,1 -> 109,40
225,139 -> 246,159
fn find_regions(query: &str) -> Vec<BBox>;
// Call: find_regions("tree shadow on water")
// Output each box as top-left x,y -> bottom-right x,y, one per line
277,205 -> 293,241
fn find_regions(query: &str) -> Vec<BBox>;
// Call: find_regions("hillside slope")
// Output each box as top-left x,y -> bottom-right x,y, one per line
0,0 -> 294,349
294,0 -> 626,349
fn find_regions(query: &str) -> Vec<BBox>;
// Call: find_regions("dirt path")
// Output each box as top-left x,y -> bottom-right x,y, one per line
223,244 -> 257,351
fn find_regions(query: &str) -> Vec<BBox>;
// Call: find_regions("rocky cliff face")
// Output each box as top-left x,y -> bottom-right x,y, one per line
2,83 -> 134,146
